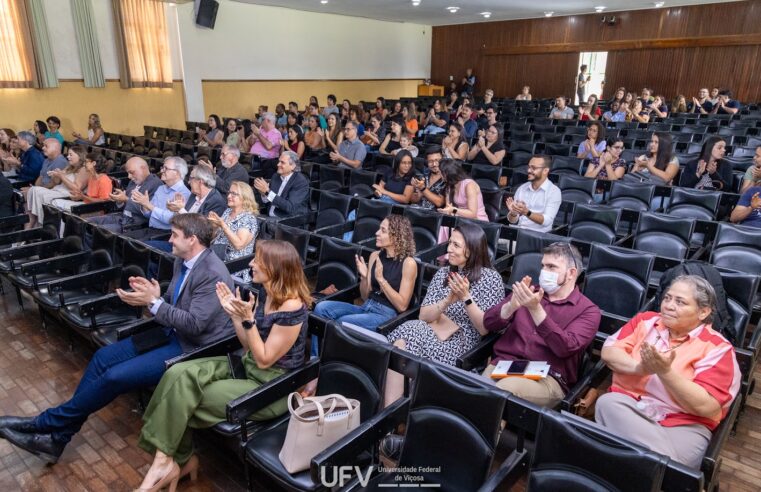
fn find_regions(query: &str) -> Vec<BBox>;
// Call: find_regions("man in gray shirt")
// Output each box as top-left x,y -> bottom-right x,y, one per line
37,139 -> 68,188
330,121 -> 367,169
549,96 -> 575,120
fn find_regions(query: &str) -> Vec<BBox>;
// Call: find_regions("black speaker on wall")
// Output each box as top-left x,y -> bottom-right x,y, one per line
196,0 -> 219,29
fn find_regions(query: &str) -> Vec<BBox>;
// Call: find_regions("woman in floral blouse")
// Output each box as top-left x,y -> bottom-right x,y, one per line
207,181 -> 259,283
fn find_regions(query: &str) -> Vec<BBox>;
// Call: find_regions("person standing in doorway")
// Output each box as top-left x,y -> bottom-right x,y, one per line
577,65 -> 591,105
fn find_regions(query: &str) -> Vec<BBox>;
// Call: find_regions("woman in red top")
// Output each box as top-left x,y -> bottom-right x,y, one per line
579,94 -> 602,121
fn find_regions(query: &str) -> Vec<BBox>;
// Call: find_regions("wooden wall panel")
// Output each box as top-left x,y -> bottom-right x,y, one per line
431,0 -> 761,102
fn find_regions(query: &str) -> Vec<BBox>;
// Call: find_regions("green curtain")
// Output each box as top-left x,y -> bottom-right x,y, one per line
24,0 -> 58,88
71,0 -> 105,87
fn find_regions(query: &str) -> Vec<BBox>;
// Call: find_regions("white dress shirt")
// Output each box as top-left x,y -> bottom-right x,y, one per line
509,178 -> 562,233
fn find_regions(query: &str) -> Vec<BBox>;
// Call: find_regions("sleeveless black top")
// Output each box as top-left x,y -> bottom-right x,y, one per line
254,289 -> 308,370
369,250 -> 406,310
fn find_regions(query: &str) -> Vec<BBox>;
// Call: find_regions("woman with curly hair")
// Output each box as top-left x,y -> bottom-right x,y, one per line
313,214 -> 418,332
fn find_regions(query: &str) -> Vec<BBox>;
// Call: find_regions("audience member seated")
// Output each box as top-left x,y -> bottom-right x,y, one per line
585,137 -> 627,202
133,239 -> 310,491
610,101 -> 628,122
441,122 -> 469,161
223,118 -> 242,149
208,181 -> 259,282
709,87 -> 720,106
671,95 -> 688,114
483,242 -> 600,407
0,173 -> 14,218
386,222 -> 504,400
373,150 -> 415,205
648,95 -> 669,118
482,88 -> 494,105
34,138 -> 68,189
360,114 -> 385,151
0,129 -> 19,171
516,85 -> 532,101
304,115 -> 325,154
467,123 -> 505,166
596,275 -> 740,469
253,151 -> 309,219
248,112 -> 281,162
445,92 -> 460,117
393,132 -> 418,158
740,146 -> 761,193
72,113 -> 105,146
275,103 -> 288,128
323,93 -> 340,118
403,104 -> 419,136
419,99 -> 449,136
201,145 -> 248,196
10,132 -> 43,182
126,156 -> 191,239
630,132 -> 680,185
628,99 -> 650,123
26,145 -> 88,227
330,121 -> 367,169
324,113 -> 344,153
640,87 -> 654,105
88,156 -> 162,234
282,125 -> 305,160
578,95 -> 602,121
315,215 -> 417,332
577,121 -> 606,160
507,155 -> 561,233
609,87 -> 626,106
689,88 -> 713,114
712,89 -> 741,115
549,96 -> 574,120
0,214 -> 234,464
52,153 -> 113,211
177,165 -> 227,216
32,120 -> 46,146
411,146 -> 446,210
455,104 -> 477,139
379,117 -> 404,156
682,136 -> 732,191
197,115 -> 224,147
439,159 -> 488,222
601,101 -> 621,122
477,104 -> 499,131
43,116 -> 64,145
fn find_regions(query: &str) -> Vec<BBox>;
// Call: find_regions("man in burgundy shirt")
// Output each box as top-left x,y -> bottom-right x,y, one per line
482,243 -> 601,407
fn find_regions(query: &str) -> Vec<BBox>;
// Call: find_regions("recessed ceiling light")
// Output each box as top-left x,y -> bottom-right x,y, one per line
446,6 -> 460,13
654,1 -> 665,6
595,6 -> 606,13
411,0 -> 421,6
480,11 -> 491,18
320,0 -> 328,4
544,11 -> 554,17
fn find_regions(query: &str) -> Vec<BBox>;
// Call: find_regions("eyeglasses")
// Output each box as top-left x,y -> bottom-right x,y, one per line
228,191 -> 241,197
160,167 -> 177,173
611,145 -> 624,150
427,159 -> 441,164
527,165 -> 547,172
549,241 -> 578,271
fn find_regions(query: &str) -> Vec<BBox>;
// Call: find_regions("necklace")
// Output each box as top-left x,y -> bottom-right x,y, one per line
654,333 -> 688,353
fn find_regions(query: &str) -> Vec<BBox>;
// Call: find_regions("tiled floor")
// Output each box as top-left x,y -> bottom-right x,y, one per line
0,287 -> 760,491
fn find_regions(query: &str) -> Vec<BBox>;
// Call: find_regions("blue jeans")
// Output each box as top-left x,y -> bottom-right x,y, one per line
312,299 -> 397,356
34,331 -> 183,444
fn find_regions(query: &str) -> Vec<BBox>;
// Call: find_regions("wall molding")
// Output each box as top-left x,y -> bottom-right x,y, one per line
483,33 -> 761,56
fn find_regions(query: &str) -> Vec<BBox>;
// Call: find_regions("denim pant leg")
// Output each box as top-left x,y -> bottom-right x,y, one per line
311,301 -> 366,356
336,299 -> 397,331
34,333 -> 183,444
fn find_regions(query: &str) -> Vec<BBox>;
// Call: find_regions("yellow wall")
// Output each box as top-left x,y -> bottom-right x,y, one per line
0,81 -> 186,137
202,80 -> 424,119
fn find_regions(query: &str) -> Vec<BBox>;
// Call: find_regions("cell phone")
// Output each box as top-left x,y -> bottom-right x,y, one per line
506,360 -> 530,375
414,173 -> 425,181
227,353 -> 246,379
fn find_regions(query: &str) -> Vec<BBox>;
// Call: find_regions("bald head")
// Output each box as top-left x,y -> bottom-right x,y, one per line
42,138 -> 61,158
125,156 -> 150,184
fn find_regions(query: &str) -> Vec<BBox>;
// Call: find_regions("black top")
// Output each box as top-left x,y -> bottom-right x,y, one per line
681,159 -> 733,191
0,173 -> 15,218
370,250 -> 406,310
385,139 -> 401,153
254,289 -> 308,370
470,141 -> 505,165
383,170 -> 412,196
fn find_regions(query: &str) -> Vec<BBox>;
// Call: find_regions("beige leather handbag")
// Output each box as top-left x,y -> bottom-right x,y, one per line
278,392 -> 361,474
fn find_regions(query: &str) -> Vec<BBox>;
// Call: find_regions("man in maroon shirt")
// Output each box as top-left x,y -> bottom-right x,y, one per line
482,243 -> 601,407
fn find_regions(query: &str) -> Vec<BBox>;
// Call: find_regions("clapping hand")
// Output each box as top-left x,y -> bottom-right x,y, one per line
207,211 -> 224,228
167,193 -> 185,212
639,342 -> 675,375
372,182 -> 385,197
697,159 -> 707,176
116,276 -> 161,307
511,276 -> 544,310
706,160 -> 717,174
216,283 -> 256,323
447,271 -> 471,301
69,189 -> 84,201
503,276 -> 531,317
329,151 -> 340,163
109,188 -> 128,203
374,258 -> 385,285
253,177 -> 269,194
751,192 -> 761,210
131,188 -> 150,207
355,254 -> 369,279
477,136 -> 486,148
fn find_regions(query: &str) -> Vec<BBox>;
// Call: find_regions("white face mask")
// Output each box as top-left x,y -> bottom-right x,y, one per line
539,269 -> 563,294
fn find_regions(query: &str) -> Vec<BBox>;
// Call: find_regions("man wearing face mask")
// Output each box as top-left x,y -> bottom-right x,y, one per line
481,242 -> 601,407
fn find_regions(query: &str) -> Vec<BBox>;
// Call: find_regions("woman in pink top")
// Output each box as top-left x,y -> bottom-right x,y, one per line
437,159 -> 488,244
248,112 -> 281,159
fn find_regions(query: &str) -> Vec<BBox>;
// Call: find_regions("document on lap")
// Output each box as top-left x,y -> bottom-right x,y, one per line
490,360 -> 550,381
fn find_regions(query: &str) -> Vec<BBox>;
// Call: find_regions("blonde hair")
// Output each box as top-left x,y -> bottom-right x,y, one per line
230,180 -> 259,214
88,113 -> 102,130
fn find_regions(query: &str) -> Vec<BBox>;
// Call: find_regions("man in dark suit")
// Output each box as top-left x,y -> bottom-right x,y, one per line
253,150 -> 309,221
0,214 -> 234,463
199,144 -> 249,196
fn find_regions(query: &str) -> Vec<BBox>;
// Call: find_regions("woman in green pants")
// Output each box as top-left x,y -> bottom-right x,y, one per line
135,240 -> 312,491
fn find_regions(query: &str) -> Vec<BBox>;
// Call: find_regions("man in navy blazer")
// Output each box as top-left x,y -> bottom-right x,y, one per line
172,165 -> 227,217
253,150 -> 309,221
0,214 -> 234,463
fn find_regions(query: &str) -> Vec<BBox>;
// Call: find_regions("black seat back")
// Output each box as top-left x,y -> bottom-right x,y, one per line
551,155 -> 584,176
314,237 -> 360,292
470,164 -> 501,192
398,363 -> 505,491
718,268 -> 759,346
710,223 -> 761,275
559,175 -> 595,204
568,204 -> 620,245
348,169 -> 379,197
314,190 -> 352,230
507,229 -> 571,286
274,224 -> 310,265
121,239 -> 151,274
584,244 -> 654,320
319,165 -> 345,191
528,409 -> 668,492
634,212 -> 694,260
606,181 -> 655,211
481,189 -> 504,222
353,199 -> 393,243
666,187 -> 721,221
316,322 -> 392,422
403,207 -> 442,253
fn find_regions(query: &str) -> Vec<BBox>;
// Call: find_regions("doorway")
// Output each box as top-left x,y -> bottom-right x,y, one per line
576,52 -> 608,104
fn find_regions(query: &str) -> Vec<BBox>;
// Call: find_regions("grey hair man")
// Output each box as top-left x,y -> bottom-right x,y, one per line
253,150 -> 309,220
207,144 -> 248,195
9,131 -> 45,183
171,165 -> 226,216
249,111 -> 282,161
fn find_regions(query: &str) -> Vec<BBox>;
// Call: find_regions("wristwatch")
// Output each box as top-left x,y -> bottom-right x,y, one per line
464,298 -> 473,306
525,210 -> 532,218
242,318 -> 255,330
453,208 -> 458,215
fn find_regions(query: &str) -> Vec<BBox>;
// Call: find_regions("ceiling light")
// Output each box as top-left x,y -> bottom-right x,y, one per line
544,11 -> 554,17
480,11 -> 491,18
654,1 -> 665,6
320,0 -> 328,4
446,6 -> 460,13
595,6 -> 606,13
411,0 -> 421,6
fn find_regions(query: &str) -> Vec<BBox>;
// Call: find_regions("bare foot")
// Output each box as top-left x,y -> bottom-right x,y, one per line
300,378 -> 318,397
319,284 -> 338,295
137,451 -> 179,491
